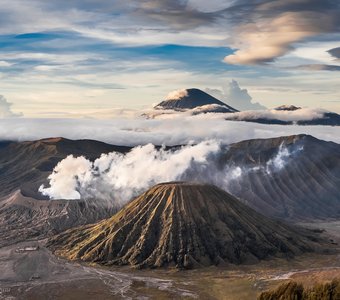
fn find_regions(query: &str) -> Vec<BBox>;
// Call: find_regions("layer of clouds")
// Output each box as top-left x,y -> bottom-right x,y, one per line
293,64 -> 340,72
224,107 -> 328,122
206,80 -> 266,110
147,105 -> 332,124
39,139 -> 303,204
1,114 -> 340,146
0,95 -> 23,118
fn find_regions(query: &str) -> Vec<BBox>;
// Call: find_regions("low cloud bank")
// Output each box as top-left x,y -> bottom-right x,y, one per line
39,140 -> 303,205
224,107 -> 327,122
1,113 -> 340,146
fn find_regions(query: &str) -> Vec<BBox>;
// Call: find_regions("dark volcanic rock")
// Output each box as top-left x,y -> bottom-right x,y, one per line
48,182 -> 325,269
155,88 -> 238,112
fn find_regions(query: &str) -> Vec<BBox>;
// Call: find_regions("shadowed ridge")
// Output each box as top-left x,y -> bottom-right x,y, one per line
48,182 -> 328,270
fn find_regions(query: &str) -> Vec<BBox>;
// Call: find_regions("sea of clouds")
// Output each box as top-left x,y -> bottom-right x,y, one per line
1,112 -> 340,146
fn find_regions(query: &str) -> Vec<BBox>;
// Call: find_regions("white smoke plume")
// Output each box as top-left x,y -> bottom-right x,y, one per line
165,89 -> 188,100
39,140 -> 221,202
266,143 -> 304,174
39,156 -> 93,200
39,140 -> 303,206
219,142 -> 304,180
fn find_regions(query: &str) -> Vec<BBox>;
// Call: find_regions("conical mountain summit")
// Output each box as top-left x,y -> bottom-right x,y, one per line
48,182 -> 325,269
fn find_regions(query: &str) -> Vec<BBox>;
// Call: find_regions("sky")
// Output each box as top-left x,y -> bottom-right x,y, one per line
0,0 -> 339,117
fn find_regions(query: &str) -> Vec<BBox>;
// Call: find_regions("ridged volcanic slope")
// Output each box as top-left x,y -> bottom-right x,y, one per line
48,183 -> 324,269
223,135 -> 340,220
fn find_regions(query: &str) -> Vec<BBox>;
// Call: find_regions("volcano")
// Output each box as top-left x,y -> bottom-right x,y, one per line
154,88 -> 238,113
48,182 -> 324,269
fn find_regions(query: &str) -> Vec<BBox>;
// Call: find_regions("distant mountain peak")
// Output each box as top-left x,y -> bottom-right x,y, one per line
155,88 -> 238,112
274,105 -> 301,111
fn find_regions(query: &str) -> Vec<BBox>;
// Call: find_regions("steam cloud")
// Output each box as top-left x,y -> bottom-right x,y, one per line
39,140 -> 303,206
